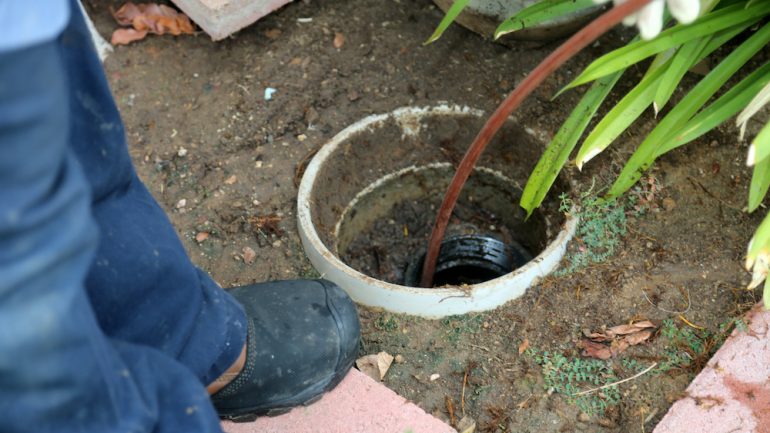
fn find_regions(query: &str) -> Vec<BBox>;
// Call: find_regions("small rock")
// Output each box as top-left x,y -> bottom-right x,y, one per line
176,199 -> 187,209
347,89 -> 360,101
255,161 -> 263,168
456,416 -> 476,433
264,28 -> 282,40
241,246 -> 257,264
195,232 -> 209,243
272,240 -> 282,248
394,354 -> 405,364
224,175 -> 237,185
662,197 -> 676,211
177,147 -> 188,157
578,412 -> 590,423
429,373 -> 440,381
297,134 -> 307,142
333,32 -> 345,48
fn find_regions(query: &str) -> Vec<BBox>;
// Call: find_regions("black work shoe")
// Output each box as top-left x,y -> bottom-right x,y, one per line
211,279 -> 360,422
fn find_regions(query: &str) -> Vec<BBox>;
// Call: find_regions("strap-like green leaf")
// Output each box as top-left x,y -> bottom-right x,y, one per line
573,21 -> 747,170
607,20 -> 770,198
574,62 -> 669,169
564,1 -> 770,89
749,210 -> 770,258
653,37 -> 712,114
657,62 -> 770,156
750,112 -> 770,166
495,0 -> 598,39
750,149 -> 770,211
737,81 -> 770,140
425,0 -> 472,45
521,71 -> 623,217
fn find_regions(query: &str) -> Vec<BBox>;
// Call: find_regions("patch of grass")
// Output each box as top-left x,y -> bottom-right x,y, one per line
531,350 -> 621,416
557,191 -> 628,275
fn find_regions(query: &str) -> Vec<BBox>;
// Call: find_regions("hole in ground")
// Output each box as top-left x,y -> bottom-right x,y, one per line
403,235 -> 533,287
336,165 -> 554,287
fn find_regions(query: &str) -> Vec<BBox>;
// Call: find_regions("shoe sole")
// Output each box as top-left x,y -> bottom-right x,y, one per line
218,356 -> 355,423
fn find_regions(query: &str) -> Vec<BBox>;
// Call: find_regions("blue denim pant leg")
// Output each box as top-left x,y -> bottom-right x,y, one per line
0,36 -> 223,433
60,0 -> 247,385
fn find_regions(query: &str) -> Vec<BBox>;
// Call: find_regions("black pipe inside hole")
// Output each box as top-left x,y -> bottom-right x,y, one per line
404,235 -> 533,287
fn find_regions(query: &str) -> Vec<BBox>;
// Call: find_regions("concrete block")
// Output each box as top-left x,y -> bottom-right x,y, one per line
170,0 -> 293,40
222,369 -> 457,433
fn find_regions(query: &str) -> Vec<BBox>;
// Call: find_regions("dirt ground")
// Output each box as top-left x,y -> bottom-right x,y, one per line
89,0 -> 763,431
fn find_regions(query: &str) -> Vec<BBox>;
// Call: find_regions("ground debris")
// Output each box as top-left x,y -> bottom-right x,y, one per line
248,214 -> 284,237
241,246 -> 256,264
356,351 -> 394,381
457,416 -> 476,433
579,320 -> 657,359
111,2 -> 195,45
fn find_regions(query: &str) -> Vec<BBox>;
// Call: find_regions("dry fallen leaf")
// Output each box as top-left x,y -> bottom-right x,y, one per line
111,2 -> 195,45
518,338 -> 530,355
580,320 -> 657,359
356,351 -> 394,381
578,339 -> 613,360
333,32 -> 345,48
224,175 -> 237,185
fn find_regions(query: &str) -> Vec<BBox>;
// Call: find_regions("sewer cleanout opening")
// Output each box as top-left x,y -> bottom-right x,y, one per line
336,164 -> 551,288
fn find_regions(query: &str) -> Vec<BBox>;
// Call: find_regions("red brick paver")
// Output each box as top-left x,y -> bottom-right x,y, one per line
170,0 -> 293,40
654,304 -> 770,433
222,368 -> 456,433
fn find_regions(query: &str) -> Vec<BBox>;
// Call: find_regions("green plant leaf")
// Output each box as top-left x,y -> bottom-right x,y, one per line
564,1 -> 770,89
521,71 -> 623,217
653,37 -> 712,114
424,0 -> 471,45
764,276 -> 770,309
657,61 -> 770,156
750,153 -> 770,211
750,114 -> 770,167
748,210 -> 770,260
494,0 -> 598,39
574,61 -> 669,170
738,80 -> 770,141
607,20 -> 770,198
575,22 -> 750,169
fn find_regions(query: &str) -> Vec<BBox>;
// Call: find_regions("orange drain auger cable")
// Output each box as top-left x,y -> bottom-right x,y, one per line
420,0 -> 653,287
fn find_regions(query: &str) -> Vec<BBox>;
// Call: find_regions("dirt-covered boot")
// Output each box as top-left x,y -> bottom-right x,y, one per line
211,279 -> 360,421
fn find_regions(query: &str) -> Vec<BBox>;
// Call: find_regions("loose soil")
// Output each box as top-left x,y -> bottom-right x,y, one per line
88,0 -> 763,431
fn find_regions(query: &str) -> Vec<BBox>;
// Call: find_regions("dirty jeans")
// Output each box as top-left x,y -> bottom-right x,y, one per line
0,2 -> 247,432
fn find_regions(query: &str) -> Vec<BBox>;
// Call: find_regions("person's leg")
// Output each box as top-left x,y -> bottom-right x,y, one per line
61,0 -> 361,420
0,30 -> 222,433
61,0 -> 247,385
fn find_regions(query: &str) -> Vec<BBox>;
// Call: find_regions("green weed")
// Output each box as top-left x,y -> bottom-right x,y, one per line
532,351 -> 621,416
442,314 -> 484,344
374,314 -> 400,332
557,192 -> 628,275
